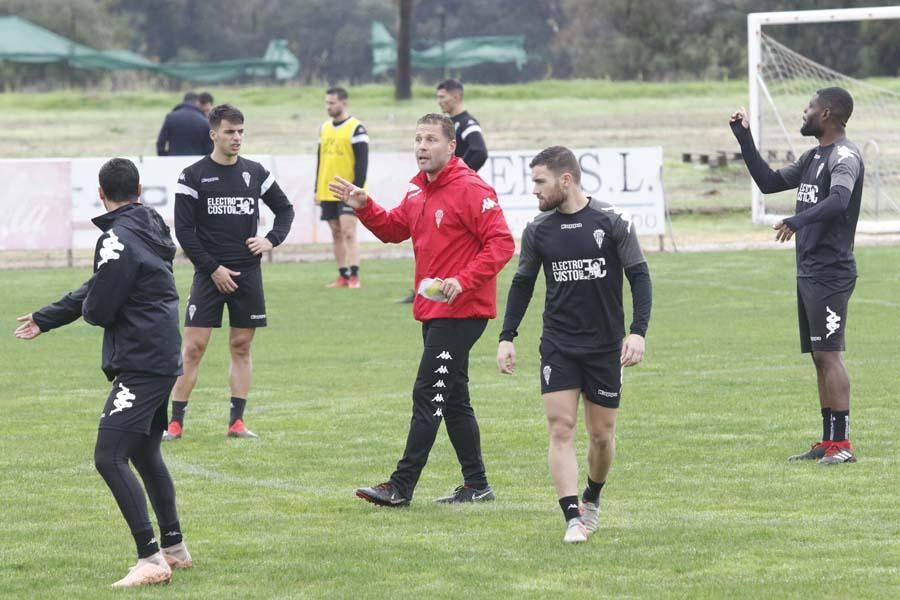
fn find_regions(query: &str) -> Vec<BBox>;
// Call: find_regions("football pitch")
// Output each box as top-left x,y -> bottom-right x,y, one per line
1,247 -> 898,598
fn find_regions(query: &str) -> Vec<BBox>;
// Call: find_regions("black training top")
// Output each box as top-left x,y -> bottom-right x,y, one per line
175,155 -> 295,274
452,110 -> 488,172
500,198 -> 651,353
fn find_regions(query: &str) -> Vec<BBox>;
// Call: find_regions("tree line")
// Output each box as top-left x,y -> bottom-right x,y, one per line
1,0 -> 899,90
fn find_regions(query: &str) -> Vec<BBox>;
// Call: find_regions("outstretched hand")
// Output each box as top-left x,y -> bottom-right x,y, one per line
14,314 -> 41,340
773,220 -> 795,243
327,176 -> 368,209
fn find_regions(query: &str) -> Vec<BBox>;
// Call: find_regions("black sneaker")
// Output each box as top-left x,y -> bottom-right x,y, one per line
355,482 -> 410,507
787,441 -> 828,462
434,484 -> 495,504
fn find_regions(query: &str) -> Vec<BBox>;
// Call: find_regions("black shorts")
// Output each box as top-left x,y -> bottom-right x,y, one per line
186,265 -> 267,328
320,200 -> 356,221
797,277 -> 855,353
539,339 -> 623,408
99,373 -> 177,435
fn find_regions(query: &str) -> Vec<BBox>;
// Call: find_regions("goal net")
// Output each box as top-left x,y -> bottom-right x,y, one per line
749,8 -> 900,232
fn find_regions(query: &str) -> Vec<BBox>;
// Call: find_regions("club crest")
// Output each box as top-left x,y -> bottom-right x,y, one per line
543,365 -> 552,384
242,171 -> 251,187
435,209 -> 444,227
188,304 -> 197,321
593,228 -> 605,249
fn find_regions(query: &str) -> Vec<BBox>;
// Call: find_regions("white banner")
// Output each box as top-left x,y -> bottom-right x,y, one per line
8,147 -> 664,250
0,160 -> 71,251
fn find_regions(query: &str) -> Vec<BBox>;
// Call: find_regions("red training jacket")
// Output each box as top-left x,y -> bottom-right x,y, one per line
355,156 -> 515,321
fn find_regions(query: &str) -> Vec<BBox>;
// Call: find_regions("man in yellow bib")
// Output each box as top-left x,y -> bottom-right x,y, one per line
315,87 -> 368,288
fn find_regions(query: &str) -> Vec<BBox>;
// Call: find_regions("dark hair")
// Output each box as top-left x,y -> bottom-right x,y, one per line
326,86 -> 348,100
437,78 -> 464,95
98,158 -> 141,203
182,92 -> 199,104
198,91 -> 214,105
417,113 -> 455,142
816,86 -> 854,126
208,104 -> 244,128
529,146 -> 582,184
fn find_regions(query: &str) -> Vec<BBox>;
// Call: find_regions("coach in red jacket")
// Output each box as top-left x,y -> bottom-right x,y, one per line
329,113 -> 515,507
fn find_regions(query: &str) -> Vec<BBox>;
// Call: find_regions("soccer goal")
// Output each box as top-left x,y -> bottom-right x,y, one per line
748,6 -> 900,232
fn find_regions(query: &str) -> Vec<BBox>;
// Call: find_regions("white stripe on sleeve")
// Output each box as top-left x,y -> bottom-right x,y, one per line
460,125 -> 483,140
176,183 -> 198,199
350,133 -> 370,144
260,173 -> 276,196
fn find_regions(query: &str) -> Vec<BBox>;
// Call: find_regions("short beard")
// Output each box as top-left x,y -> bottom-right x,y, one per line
538,187 -> 565,212
800,121 -> 822,137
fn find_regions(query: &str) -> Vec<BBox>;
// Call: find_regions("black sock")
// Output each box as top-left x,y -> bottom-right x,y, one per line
559,496 -> 581,522
171,401 -> 188,425
582,477 -> 605,503
350,265 -> 359,276
230,397 -> 246,425
821,407 -> 832,441
135,528 -> 159,558
339,267 -> 350,279
159,520 -> 183,548
830,410 -> 850,442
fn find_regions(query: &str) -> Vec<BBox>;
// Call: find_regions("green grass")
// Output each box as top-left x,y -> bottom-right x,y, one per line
1,248 -> 899,598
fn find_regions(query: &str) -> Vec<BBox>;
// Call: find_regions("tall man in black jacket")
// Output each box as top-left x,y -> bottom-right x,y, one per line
15,158 -> 191,587
157,92 -> 214,156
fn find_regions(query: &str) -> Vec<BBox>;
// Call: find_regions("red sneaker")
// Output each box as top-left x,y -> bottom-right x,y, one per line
348,275 -> 361,289
817,441 -> 856,465
162,420 -> 182,441
326,277 -> 349,288
227,418 -> 258,438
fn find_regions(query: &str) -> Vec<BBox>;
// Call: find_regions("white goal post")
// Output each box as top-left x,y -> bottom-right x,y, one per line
747,6 -> 900,232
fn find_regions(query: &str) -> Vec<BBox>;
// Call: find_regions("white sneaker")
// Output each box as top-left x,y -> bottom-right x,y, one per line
162,541 -> 193,569
563,518 -> 588,544
111,552 -> 172,587
581,501 -> 600,534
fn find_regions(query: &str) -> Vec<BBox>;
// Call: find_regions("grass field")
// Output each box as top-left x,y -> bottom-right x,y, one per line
2,247 -> 898,598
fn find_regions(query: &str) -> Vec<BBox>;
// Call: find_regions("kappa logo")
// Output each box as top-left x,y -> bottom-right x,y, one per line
543,365 -> 551,384
97,230 -> 125,269
110,383 -> 135,415
407,183 -> 422,198
431,393 -> 445,403
435,208 -> 444,228
433,380 -> 446,388
201,176 -> 220,183
178,172 -> 186,181
164,530 -> 181,537
593,228 -> 605,249
435,365 -> 449,374
433,408 -> 443,417
825,306 -> 841,338
597,388 -> 619,398
147,537 -> 158,546
481,197 -> 498,213
242,171 -> 251,187
188,304 -> 197,321
836,146 -> 856,163
436,351 -> 453,360
567,504 -> 578,510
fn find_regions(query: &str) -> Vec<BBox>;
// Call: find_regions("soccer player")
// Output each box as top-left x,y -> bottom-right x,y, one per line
730,87 -> 864,465
314,87 -> 368,288
163,104 -> 295,441
496,146 -> 652,543
328,114 -> 515,507
436,78 -> 488,171
15,158 -> 192,586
